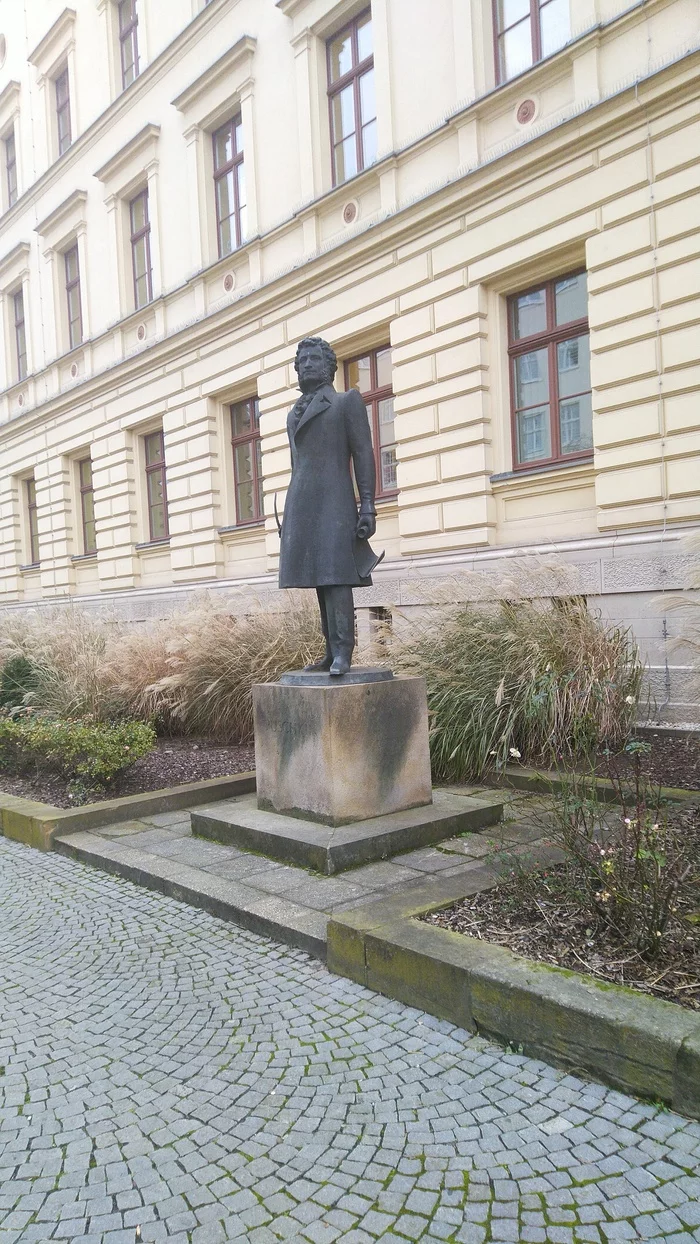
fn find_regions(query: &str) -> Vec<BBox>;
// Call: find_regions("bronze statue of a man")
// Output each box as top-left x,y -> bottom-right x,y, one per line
278,337 -> 382,676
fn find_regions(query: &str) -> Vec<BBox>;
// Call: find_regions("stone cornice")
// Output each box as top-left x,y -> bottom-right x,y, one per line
0,81 -> 21,128
94,124 -> 161,190
28,9 -> 76,81
0,241 -> 31,290
35,189 -> 88,248
172,35 -> 257,118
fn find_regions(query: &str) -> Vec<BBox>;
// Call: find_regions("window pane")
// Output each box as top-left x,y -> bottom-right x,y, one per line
559,394 -> 593,455
135,272 -> 149,309
359,70 -> 376,126
235,442 -> 254,485
82,490 -> 96,553
130,192 -> 147,233
332,84 -> 357,141
540,0 -> 570,58
236,162 -> 247,237
347,356 -> 371,394
517,406 -> 551,463
79,459 -> 92,489
132,236 -> 147,280
65,247 -> 79,284
122,34 -> 137,87
145,432 -> 163,466
376,347 -> 392,389
334,135 -> 358,184
511,288 -> 546,339
255,436 -> 263,496
499,17 -> 533,80
515,348 -> 549,408
213,124 -> 233,170
497,0 -> 530,28
235,438 -> 255,522
381,447 -> 397,492
149,503 -> 166,541
26,478 -> 36,507
329,30 -> 353,82
555,272 -> 588,325
378,397 -> 395,447
357,12 -> 373,61
557,335 -> 590,398
218,214 -> 233,258
362,121 -> 377,169
231,401 -> 253,437
68,286 -> 82,348
234,117 -> 244,155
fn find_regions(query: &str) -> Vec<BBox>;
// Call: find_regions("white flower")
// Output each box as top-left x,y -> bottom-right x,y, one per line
509,747 -> 521,759
625,695 -> 636,705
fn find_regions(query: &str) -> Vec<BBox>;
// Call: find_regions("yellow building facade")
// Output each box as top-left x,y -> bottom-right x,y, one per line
0,0 -> 698,717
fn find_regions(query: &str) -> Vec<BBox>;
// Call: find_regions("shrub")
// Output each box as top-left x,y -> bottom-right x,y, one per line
0,716 -> 156,801
0,655 -> 38,708
391,597 -> 643,781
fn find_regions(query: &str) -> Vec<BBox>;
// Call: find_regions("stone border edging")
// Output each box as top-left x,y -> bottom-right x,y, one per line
0,771 -> 256,852
327,890 -> 700,1121
498,764 -> 698,804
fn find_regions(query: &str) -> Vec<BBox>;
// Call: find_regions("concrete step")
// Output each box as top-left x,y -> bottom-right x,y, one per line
191,789 -> 503,875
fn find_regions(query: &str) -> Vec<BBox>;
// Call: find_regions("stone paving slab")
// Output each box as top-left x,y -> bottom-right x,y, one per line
1,837 -> 700,1244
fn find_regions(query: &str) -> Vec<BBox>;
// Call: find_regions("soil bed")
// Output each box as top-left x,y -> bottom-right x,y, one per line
425,801 -> 700,1011
0,737 -> 255,809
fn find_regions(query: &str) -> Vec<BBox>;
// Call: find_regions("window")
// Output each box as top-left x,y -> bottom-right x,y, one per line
327,8 -> 376,186
78,458 -> 96,554
213,116 -> 246,258
129,189 -> 152,309
345,345 -> 397,497
118,0 -> 139,90
230,398 -> 263,524
508,270 -> 592,469
26,477 -> 40,565
55,67 -> 71,155
494,0 -> 570,83
64,245 -> 82,350
143,429 -> 169,541
13,288 -> 27,382
5,130 -> 17,208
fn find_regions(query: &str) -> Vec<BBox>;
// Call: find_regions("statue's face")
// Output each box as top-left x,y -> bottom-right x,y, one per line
296,344 -> 328,392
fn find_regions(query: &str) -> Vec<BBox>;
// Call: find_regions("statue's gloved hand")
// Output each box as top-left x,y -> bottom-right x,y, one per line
356,502 -> 376,540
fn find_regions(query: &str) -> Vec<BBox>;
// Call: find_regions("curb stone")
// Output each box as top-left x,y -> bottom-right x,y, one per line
327,889 -> 700,1120
0,771 -> 256,851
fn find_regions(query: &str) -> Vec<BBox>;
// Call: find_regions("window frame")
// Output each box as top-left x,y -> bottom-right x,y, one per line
344,344 -> 398,501
78,456 -> 97,555
230,397 -> 264,527
25,477 -> 40,566
129,188 -> 153,310
13,288 -> 27,382
64,244 -> 83,351
55,66 -> 72,156
143,428 -> 169,543
5,129 -> 17,208
118,0 -> 140,90
212,115 -> 245,259
326,7 -> 375,188
507,269 -> 592,472
493,0 -> 568,84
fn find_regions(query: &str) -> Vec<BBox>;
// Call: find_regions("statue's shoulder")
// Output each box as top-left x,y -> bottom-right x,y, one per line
338,386 -> 366,414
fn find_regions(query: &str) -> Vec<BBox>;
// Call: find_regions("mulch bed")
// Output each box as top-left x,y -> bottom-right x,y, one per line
605,729 -> 700,792
0,738 -> 255,809
425,802 -> 700,1011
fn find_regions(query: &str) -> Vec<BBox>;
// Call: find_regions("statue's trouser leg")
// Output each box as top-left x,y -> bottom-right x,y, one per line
303,589 -> 333,671
325,585 -> 355,674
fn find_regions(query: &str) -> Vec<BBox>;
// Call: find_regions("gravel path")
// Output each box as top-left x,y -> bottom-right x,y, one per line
1,838 -> 699,1244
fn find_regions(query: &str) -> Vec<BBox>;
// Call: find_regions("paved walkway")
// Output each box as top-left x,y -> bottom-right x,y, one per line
1,839 -> 699,1244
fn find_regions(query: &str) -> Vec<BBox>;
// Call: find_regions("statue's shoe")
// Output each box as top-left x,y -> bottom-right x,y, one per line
303,656 -> 332,672
329,654 -> 351,677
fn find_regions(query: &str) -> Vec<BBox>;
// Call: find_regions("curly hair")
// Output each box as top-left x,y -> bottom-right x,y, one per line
294,337 -> 337,381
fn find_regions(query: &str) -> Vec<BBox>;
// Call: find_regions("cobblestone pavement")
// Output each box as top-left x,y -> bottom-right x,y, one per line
1,839 -> 699,1244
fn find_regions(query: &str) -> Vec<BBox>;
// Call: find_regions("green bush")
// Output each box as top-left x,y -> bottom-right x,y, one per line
0,716 -> 156,800
392,598 -> 643,781
0,655 -> 38,708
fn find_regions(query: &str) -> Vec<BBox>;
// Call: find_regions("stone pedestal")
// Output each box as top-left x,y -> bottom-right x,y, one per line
252,674 -> 432,826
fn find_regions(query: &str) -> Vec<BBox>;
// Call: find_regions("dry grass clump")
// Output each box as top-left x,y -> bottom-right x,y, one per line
0,608 -> 123,721
391,596 -> 643,781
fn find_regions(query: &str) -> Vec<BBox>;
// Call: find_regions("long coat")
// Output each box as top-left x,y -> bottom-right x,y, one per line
278,383 -> 377,588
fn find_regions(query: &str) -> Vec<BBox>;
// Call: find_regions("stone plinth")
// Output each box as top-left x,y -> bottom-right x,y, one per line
253,674 -> 432,826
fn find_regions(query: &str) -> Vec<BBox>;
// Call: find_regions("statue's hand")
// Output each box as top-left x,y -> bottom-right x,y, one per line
356,510 -> 376,540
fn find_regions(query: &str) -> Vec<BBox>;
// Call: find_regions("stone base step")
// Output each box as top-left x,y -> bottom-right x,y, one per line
191,789 -> 503,875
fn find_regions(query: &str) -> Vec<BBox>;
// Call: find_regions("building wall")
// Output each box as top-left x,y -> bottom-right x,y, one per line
0,0 -> 698,719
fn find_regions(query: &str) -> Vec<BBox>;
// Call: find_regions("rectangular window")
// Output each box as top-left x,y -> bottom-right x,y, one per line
345,344 -> 397,498
64,245 -> 82,350
13,288 -> 27,382
144,429 -> 169,541
230,398 -> 263,524
78,457 -> 96,554
508,270 -> 592,469
494,0 -> 570,83
213,116 -> 246,258
26,477 -> 40,565
5,129 -> 17,208
55,67 -> 72,156
327,8 -> 376,186
118,0 -> 139,89
129,189 -> 152,309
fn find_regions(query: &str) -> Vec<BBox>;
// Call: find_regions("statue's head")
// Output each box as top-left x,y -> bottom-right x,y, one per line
294,337 -> 337,392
